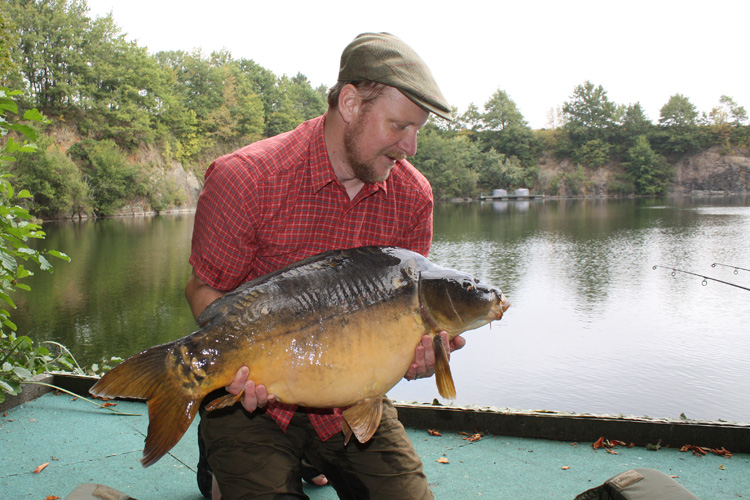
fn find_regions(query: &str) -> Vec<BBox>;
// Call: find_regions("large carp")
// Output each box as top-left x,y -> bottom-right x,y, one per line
90,246 -> 509,467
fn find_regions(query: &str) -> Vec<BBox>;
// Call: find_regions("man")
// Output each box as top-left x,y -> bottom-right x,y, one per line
186,32 -> 463,500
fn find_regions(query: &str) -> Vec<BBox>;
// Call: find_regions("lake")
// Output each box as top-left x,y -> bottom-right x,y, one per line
13,197 -> 750,423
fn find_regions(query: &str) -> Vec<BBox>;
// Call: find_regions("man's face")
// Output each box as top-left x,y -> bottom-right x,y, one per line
343,86 -> 430,184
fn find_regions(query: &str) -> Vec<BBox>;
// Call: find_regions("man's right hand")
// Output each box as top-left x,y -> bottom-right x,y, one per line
226,366 -> 276,412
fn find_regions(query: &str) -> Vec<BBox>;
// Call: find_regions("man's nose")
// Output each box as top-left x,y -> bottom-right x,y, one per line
398,129 -> 418,157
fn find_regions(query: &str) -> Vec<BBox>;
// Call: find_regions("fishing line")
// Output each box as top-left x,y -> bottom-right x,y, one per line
652,265 -> 750,292
711,262 -> 750,275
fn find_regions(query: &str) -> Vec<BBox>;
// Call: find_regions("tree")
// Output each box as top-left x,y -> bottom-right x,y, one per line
563,81 -> 616,136
6,0 -> 93,115
0,12 -> 18,82
624,135 -> 671,194
483,89 -> 527,131
709,95 -> 748,125
655,94 -> 700,154
10,137 -> 91,217
659,94 -> 698,127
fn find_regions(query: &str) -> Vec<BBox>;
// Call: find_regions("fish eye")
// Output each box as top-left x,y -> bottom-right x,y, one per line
462,280 -> 474,291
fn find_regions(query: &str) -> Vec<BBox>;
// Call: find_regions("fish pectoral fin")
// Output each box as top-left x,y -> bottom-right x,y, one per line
342,396 -> 384,444
204,390 -> 244,411
434,334 -> 456,400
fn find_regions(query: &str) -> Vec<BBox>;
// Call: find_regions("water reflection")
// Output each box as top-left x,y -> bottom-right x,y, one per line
12,197 -> 750,422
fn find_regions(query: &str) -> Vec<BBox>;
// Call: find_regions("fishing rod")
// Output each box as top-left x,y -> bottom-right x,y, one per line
652,265 -> 750,292
711,263 -> 750,275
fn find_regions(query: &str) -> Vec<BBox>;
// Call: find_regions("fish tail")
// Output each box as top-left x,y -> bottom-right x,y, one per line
89,344 -> 202,467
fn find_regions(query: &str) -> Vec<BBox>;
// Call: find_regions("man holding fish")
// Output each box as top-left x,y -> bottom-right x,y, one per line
186,32 -> 460,500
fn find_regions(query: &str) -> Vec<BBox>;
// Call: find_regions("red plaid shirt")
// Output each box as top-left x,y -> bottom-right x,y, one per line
190,114 -> 433,440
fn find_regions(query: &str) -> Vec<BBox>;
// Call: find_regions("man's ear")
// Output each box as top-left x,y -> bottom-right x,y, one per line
338,84 -> 360,124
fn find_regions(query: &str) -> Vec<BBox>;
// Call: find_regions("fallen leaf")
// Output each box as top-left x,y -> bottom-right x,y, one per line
463,433 -> 482,442
33,462 -> 49,474
646,439 -> 662,451
101,402 -> 118,407
592,437 -> 606,450
457,431 -> 469,436
427,429 -> 442,436
670,475 -> 680,479
436,457 -> 450,464
561,466 -> 570,470
680,444 -> 706,456
44,496 -> 60,500
718,464 -> 726,470
605,448 -> 618,455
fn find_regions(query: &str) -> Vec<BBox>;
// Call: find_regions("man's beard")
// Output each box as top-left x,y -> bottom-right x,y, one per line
344,115 -> 406,184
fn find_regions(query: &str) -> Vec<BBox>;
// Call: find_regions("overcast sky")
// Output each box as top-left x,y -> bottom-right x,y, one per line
85,0 -> 748,129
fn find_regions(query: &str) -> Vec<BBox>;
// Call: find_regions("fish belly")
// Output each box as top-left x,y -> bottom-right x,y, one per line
241,300 -> 426,408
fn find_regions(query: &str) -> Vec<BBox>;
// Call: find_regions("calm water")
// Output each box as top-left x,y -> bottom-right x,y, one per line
13,197 -> 750,422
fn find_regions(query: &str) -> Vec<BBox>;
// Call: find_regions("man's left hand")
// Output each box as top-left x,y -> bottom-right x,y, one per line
404,332 -> 465,381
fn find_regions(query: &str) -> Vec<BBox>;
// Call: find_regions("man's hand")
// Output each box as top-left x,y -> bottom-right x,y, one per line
226,366 -> 276,412
404,332 -> 465,381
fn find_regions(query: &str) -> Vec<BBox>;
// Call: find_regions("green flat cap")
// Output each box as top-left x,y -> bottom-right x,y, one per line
338,32 -> 453,121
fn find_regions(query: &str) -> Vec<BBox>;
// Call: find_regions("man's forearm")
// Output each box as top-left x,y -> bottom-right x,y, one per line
185,271 -> 225,320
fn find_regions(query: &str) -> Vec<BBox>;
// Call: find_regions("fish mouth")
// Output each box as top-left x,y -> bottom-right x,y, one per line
492,290 -> 511,319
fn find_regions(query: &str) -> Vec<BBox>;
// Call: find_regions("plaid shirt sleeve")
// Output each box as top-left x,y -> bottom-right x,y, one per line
189,155 -> 260,291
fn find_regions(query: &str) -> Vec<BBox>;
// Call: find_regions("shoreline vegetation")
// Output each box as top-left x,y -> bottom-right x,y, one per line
1,1 -> 749,222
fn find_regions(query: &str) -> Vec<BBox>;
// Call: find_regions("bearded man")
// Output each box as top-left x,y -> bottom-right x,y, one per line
186,32 -> 462,500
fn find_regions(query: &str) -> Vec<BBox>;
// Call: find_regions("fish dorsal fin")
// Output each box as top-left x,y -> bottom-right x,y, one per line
433,334 -> 456,400
342,397 -> 384,444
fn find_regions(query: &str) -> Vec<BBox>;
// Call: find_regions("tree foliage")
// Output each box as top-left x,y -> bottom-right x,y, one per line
2,1 -> 749,207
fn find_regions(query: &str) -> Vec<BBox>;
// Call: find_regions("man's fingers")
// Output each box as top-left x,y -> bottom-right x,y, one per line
449,334 -> 466,352
227,366 -> 249,394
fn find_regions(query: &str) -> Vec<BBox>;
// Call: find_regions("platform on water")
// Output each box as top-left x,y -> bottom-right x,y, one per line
2,375 -> 748,499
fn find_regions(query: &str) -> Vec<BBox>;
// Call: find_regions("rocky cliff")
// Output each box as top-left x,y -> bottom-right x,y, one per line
670,147 -> 750,194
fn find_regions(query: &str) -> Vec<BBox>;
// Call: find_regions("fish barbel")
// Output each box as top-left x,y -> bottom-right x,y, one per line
90,246 -> 510,466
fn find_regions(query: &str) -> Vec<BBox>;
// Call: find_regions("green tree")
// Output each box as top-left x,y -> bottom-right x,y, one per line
563,81 -> 616,138
624,135 -> 671,194
10,137 -> 90,217
413,131 -> 479,199
483,89 -> 527,132
659,94 -> 698,127
708,95 -> 748,125
655,94 -> 700,154
0,12 -> 18,82
6,0 -> 92,115
70,139 -> 138,215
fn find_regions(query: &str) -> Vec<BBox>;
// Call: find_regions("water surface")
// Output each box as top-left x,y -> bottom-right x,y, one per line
14,197 -> 750,422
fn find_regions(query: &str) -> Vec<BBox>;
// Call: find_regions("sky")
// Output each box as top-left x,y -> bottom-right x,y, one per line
84,0 -> 749,130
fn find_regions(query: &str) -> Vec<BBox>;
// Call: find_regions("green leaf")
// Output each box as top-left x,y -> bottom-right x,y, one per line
16,189 -> 33,199
23,108 -> 47,123
0,98 -> 18,114
12,365 -> 33,380
6,123 -> 36,142
39,255 -> 51,271
3,136 -> 19,153
0,379 -> 19,396
47,250 -> 71,262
